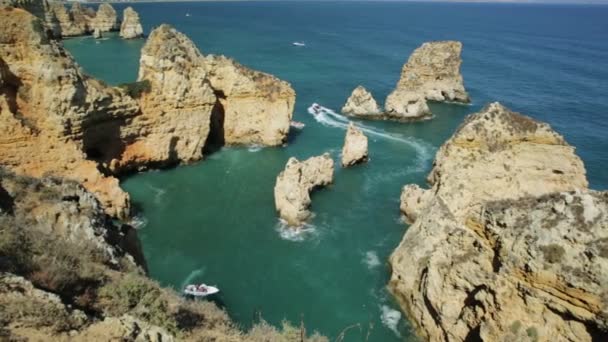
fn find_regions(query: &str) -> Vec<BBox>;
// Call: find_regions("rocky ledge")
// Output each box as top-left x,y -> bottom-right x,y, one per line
341,123 -> 368,167
119,7 -> 143,39
274,153 -> 334,226
389,103 -> 607,341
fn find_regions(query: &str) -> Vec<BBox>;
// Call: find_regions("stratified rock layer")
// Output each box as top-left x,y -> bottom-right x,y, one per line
136,24 -> 295,153
341,123 -> 368,167
127,24 -> 217,170
0,8 -> 138,218
204,54 -> 295,146
389,103 -> 607,342
341,86 -> 381,117
274,153 -> 334,226
120,7 -> 143,39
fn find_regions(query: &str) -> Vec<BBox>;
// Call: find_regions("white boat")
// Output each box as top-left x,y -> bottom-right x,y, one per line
184,284 -> 219,297
292,42 -> 306,47
290,121 -> 305,129
185,13 -> 191,17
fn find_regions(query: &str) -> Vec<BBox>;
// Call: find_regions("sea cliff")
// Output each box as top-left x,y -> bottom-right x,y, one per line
389,103 -> 607,341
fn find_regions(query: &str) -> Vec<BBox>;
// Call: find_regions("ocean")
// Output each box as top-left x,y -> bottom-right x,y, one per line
63,1 -> 608,340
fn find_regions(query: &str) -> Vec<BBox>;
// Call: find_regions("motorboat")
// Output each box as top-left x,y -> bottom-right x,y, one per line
290,121 -> 306,129
184,284 -> 219,297
292,42 -> 306,47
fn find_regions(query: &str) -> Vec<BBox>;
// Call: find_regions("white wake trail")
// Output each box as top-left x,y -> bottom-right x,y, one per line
307,103 -> 434,168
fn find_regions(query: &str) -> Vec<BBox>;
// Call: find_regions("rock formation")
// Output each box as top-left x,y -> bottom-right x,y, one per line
0,7 -> 138,218
204,54 -> 295,145
341,123 -> 368,167
120,7 -> 143,39
389,103 -> 607,341
1,0 -> 61,38
274,153 -> 334,226
133,24 -> 295,166
384,89 -> 431,119
127,24 -> 217,170
93,27 -> 102,39
385,41 -> 469,119
392,41 -> 469,103
90,2 -> 118,33
48,2 -> 88,37
341,85 -> 381,117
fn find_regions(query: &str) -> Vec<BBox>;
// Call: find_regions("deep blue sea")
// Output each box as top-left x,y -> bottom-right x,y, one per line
64,2 -> 608,340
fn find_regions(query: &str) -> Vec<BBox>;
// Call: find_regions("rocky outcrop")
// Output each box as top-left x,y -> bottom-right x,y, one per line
133,24 -> 295,166
274,153 -> 334,226
91,3 -> 118,32
389,103 -> 607,342
384,89 -> 431,119
392,41 -> 469,104
1,0 -> 61,38
204,54 -> 295,145
384,41 -> 469,119
120,7 -> 143,39
341,123 -> 368,167
127,24 -> 217,170
93,27 -> 102,39
47,2 -> 94,37
0,7 -> 139,218
341,86 -> 381,117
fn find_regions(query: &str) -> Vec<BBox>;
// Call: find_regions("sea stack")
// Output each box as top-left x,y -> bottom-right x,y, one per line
91,3 -> 118,32
120,7 -> 143,39
274,153 -> 334,226
93,28 -> 102,39
385,41 -> 469,119
341,123 -> 368,167
48,2 -> 89,36
341,86 -> 382,117
388,103 -> 606,341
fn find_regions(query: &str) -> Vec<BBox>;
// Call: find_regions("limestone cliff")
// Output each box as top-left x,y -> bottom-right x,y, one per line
204,54 -> 295,145
125,24 -> 217,170
341,123 -> 368,167
274,153 -> 334,226
389,103 -> 607,341
119,7 -> 143,39
0,8 -> 140,218
1,0 -> 61,38
341,85 -> 381,117
135,24 -> 295,159
48,2 -> 90,37
90,3 -> 118,32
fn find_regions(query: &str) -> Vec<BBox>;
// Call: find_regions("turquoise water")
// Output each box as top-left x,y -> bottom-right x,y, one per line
64,2 -> 608,340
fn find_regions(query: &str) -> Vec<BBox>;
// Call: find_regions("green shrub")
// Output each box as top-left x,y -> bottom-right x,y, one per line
98,273 -> 177,334
118,80 -> 151,99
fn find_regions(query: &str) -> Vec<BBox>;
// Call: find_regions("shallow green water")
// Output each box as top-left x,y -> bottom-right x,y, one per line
63,1 -> 608,340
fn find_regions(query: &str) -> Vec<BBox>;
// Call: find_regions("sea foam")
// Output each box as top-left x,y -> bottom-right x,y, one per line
380,305 -> 402,337
363,250 -> 381,269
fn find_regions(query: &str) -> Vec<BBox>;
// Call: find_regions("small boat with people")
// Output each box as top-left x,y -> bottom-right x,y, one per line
184,283 -> 220,297
290,121 -> 306,129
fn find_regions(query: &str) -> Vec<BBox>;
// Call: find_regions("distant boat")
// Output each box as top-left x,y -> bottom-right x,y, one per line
184,284 -> 219,297
185,13 -> 191,17
292,42 -> 306,47
290,121 -> 305,129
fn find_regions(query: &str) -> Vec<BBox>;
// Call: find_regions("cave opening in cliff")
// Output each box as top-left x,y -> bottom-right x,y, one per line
203,93 -> 225,155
